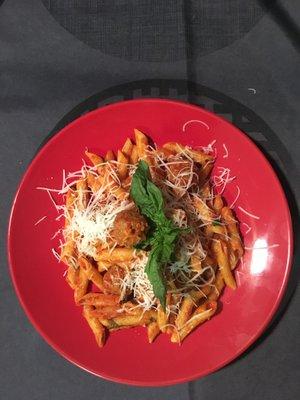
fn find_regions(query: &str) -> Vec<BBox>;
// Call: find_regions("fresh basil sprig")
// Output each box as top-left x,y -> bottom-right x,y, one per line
130,160 -> 184,309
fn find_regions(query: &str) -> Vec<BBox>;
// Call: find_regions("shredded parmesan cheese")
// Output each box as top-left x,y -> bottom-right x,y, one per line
201,140 -> 217,156
229,185 -> 241,209
222,143 -> 228,158
119,252 -> 156,310
51,248 -> 61,262
182,119 -> 210,132
66,194 -> 133,257
238,206 -> 260,220
242,222 -> 252,235
41,138 -> 250,319
212,167 -> 236,194
34,215 -> 47,226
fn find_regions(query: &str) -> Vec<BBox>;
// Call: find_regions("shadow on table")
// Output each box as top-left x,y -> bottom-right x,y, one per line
183,0 -> 300,104
259,0 -> 300,51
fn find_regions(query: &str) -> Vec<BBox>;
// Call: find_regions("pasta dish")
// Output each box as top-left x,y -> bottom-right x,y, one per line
54,129 -> 243,346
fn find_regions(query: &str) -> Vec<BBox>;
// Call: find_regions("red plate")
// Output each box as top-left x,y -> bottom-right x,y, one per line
8,99 -> 293,386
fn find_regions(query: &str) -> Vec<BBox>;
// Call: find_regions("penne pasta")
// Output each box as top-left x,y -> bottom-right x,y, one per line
76,179 -> 89,211
173,300 -> 217,342
78,293 -> 119,307
52,131 -> 244,347
86,171 -> 102,193
213,194 -> 224,213
74,267 -> 89,304
200,181 -> 211,199
175,295 -> 195,330
130,145 -> 139,164
193,196 -> 216,223
154,147 -> 176,158
83,305 -> 106,347
175,286 -> 211,330
211,223 -> 227,236
229,248 -> 240,270
88,305 -> 122,319
212,240 -> 236,289
97,259 -> 112,272
89,302 -> 139,319
105,150 -> 115,161
163,142 -> 213,165
208,272 -> 225,301
117,150 -> 129,180
85,150 -> 104,167
221,207 -> 244,257
60,239 -> 77,267
95,248 -> 136,262
189,149 -> 214,165
191,254 -> 202,272
147,321 -> 160,343
121,175 -> 132,190
112,310 -> 155,327
122,138 -> 133,158
104,167 -> 128,200
134,128 -> 148,159
78,256 -> 104,290
65,265 -> 79,290
199,162 -> 213,183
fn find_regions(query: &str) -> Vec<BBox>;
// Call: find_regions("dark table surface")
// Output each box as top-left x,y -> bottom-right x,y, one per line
1,0 -> 299,399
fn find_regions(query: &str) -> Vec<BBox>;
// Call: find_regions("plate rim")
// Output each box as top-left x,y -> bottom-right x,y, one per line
7,98 -> 294,386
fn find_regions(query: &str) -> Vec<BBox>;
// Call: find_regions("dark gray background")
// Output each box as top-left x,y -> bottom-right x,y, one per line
1,0 -> 299,399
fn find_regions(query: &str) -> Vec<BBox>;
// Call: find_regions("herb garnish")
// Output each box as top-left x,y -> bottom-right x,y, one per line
130,160 -> 185,309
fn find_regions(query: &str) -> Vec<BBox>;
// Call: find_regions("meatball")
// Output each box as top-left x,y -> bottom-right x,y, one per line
102,265 -> 126,296
110,208 -> 147,247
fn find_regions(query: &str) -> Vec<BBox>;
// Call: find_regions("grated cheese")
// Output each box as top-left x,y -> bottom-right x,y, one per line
201,139 -> 217,155
51,229 -> 62,240
66,194 -> 133,258
242,222 -> 252,235
40,138 -> 252,317
45,189 -> 61,213
34,215 -> 47,226
222,143 -> 229,158
51,248 -> 61,262
182,119 -> 210,132
212,167 -> 236,195
238,206 -> 260,220
229,185 -> 241,209
119,252 -> 156,310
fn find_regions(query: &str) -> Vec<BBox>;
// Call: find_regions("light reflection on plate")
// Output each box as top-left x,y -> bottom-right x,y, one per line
250,238 -> 269,275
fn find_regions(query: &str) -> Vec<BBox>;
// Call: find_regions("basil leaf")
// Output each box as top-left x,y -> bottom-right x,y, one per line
145,245 -> 167,309
130,160 -> 164,221
134,236 -> 152,250
130,160 -> 184,309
